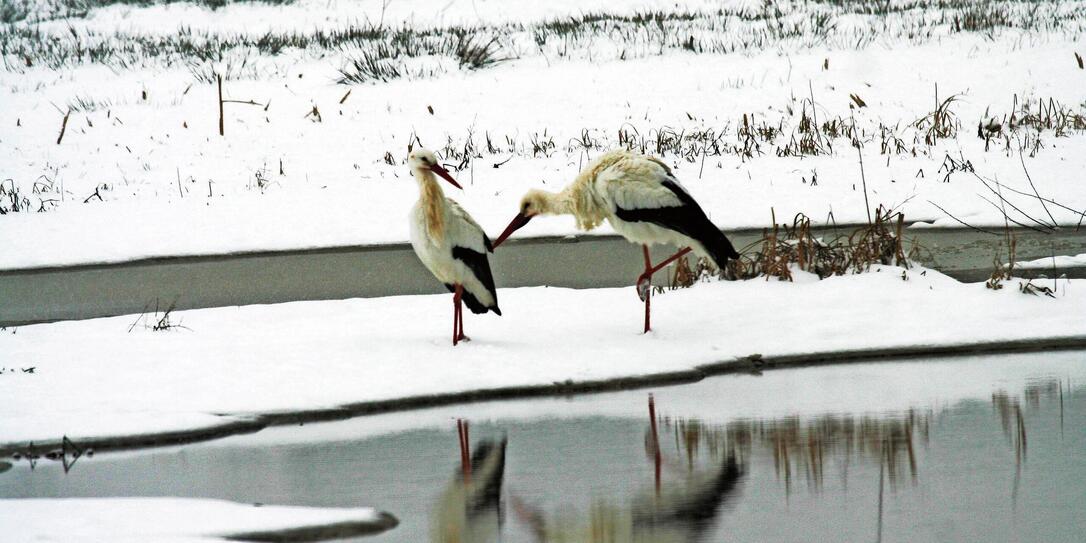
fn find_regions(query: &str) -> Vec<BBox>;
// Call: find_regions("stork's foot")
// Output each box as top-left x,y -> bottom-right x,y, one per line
636,273 -> 653,302
456,334 -> 471,343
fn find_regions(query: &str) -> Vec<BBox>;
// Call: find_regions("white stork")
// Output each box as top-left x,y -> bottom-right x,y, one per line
493,149 -> 739,333
407,149 -> 501,345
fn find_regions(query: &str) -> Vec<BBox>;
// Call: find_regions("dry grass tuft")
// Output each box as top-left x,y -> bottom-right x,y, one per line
455,35 -> 509,70
128,300 -> 191,332
986,231 -> 1015,290
668,207 -> 918,290
745,207 -> 913,280
914,86 -> 961,145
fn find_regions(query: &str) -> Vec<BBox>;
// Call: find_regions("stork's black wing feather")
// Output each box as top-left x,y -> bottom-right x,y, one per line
451,246 -> 500,315
613,179 -> 740,268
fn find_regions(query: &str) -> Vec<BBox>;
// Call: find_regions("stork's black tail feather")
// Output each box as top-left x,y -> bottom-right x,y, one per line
448,245 -> 502,316
462,289 -> 499,315
613,178 -> 743,271
705,226 -> 741,270
444,283 -> 501,315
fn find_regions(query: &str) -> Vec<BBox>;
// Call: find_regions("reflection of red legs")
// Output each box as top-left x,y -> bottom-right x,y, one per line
649,394 -> 661,496
636,246 -> 693,333
457,418 -> 471,483
453,284 -> 465,346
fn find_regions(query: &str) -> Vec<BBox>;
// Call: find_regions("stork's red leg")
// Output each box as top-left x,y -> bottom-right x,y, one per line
642,245 -> 652,333
636,246 -> 694,333
457,289 -> 465,342
650,247 -> 693,275
453,284 -> 463,346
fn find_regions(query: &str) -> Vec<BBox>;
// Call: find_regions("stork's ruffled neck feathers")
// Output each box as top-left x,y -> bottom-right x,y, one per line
561,150 -> 629,230
522,150 -> 629,231
414,168 -> 447,244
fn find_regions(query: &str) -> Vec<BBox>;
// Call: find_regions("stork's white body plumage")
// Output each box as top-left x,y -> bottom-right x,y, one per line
408,197 -> 498,311
594,157 -> 711,255
406,149 -> 499,345
495,149 -> 739,333
500,150 -> 737,266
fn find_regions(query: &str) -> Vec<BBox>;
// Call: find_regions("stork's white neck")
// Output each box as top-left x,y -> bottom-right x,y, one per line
414,169 -> 446,243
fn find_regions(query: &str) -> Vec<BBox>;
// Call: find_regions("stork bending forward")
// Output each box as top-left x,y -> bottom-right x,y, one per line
407,149 -> 501,345
494,149 -> 739,333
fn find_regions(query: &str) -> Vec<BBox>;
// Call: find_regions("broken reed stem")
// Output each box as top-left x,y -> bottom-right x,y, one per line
808,80 -> 821,145
973,173 -> 1054,231
926,200 -> 1000,235
1007,232 -> 1017,275
973,193 -> 1047,233
1018,149 -> 1057,227
217,73 -> 224,137
797,221 -> 807,271
852,110 -> 871,224
895,213 -> 907,264
83,186 -> 102,203
980,175 -> 1082,222
857,144 -> 871,224
56,109 -> 71,145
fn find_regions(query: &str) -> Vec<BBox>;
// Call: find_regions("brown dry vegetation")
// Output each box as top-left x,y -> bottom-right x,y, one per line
666,207 -> 918,291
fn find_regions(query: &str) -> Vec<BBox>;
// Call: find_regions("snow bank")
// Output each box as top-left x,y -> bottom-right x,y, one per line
1016,253 -> 1086,270
199,349 -> 1086,448
0,497 -> 393,542
1,266 -> 1083,447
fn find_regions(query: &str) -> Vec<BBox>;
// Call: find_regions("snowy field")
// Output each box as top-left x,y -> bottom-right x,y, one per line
0,497 -> 393,542
5,4 -> 1086,541
2,265 -> 1083,448
2,0 -> 1086,268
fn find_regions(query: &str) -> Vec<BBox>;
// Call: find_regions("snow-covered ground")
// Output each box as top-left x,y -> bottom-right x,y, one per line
1017,252 -> 1086,269
0,497 -> 392,542
2,0 -> 1085,269
5,4 -> 1085,540
2,265 -> 1083,447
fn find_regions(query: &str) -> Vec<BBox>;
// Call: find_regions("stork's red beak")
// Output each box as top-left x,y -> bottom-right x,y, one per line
430,164 -> 462,189
493,213 -> 533,248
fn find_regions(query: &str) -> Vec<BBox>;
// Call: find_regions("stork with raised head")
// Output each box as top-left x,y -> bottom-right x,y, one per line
493,149 -> 739,333
407,149 -> 501,345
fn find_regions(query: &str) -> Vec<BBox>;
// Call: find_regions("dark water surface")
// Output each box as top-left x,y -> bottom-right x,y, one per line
3,351 -> 1085,542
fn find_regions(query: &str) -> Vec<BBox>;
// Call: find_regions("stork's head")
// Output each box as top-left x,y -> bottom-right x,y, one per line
517,189 -> 553,218
408,148 -> 462,189
493,189 -> 556,247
